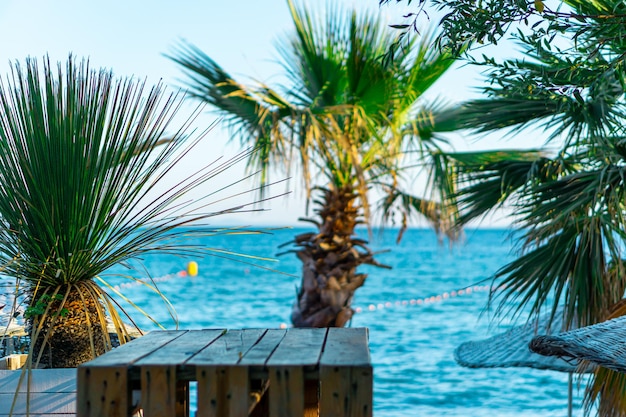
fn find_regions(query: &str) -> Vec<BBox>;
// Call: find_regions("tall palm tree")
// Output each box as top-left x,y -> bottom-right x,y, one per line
169,0 -> 463,327
0,55 -> 267,368
438,1 -> 626,413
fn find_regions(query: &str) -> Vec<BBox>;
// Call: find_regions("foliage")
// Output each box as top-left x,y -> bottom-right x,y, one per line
383,0 -> 626,414
24,294 -> 68,320
169,0 -> 465,236
380,0 -> 626,59
169,0 -> 466,327
0,55 -> 273,367
384,0 -> 626,324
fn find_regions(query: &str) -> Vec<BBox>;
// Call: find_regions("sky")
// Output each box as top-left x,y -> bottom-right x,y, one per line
0,1 -> 539,228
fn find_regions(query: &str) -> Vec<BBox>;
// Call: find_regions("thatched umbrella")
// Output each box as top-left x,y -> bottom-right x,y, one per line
455,310 -> 593,417
530,315 -> 626,374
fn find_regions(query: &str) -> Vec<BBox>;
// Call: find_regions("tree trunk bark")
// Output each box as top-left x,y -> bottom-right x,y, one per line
291,185 -> 390,328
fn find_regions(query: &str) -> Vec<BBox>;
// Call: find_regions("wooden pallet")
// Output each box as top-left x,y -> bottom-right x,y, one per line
78,327 -> 373,417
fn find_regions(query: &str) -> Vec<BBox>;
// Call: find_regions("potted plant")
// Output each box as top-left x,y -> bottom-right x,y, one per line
0,55 -> 266,369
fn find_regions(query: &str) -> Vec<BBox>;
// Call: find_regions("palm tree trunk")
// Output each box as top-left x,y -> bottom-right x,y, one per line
28,282 -> 108,368
291,185 -> 390,328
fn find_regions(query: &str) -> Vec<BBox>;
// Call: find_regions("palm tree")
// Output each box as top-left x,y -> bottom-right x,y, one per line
0,55 -> 267,368
169,0 -> 464,327
437,2 -> 626,413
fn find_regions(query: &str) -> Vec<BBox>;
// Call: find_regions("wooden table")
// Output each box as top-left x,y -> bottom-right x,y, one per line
77,327 -> 372,417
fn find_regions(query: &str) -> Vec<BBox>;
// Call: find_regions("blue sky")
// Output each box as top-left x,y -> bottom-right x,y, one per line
0,1 -> 533,227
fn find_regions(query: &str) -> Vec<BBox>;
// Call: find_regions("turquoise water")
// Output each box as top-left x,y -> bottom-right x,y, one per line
32,228 -> 593,415
104,227 -> 588,416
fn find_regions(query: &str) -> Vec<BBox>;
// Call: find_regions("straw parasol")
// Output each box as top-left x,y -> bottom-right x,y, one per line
530,314 -> 626,374
455,311 -> 584,372
455,309 -> 592,417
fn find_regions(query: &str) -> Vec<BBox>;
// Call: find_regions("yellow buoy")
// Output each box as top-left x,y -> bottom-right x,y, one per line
187,261 -> 199,277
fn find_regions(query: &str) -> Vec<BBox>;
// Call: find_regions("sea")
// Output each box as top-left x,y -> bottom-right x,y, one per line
3,228 -> 589,416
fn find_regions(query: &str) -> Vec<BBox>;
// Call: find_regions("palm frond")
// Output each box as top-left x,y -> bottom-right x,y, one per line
460,37 -> 626,147
462,95 -> 559,131
398,33 -> 458,113
167,41 -> 264,132
489,163 -> 626,327
280,0 -> 349,108
169,2 -> 464,232
405,104 -> 469,139
378,186 -> 455,243
447,150 -> 569,226
167,41 -> 299,188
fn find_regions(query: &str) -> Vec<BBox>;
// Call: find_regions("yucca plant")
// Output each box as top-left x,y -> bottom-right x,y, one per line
169,0 -> 465,328
0,55 -> 267,368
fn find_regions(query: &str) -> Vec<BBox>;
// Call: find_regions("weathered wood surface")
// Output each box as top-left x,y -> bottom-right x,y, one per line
188,329 -> 266,366
0,354 -> 28,370
196,365 -> 249,417
0,369 -> 76,416
266,328 -> 326,367
319,328 -> 373,417
76,365 -> 130,417
80,330 -> 184,367
78,328 -> 373,417
140,365 -> 179,417
238,329 -> 286,366
266,328 -> 326,417
137,330 -> 224,367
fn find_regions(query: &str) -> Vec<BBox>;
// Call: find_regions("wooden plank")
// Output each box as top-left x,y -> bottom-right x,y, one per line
319,328 -> 370,366
0,354 -> 27,370
319,366 -> 372,417
266,329 -> 326,416
195,366 -> 215,417
77,366 -> 130,417
79,331 -> 187,367
0,413 -> 76,417
0,393 -> 75,414
140,365 -> 178,417
135,329 -> 224,366
227,366 -> 249,417
187,329 -> 266,366
266,328 -> 327,366
268,366 -> 303,417
0,369 -> 75,393
0,369 -> 77,416
238,329 -> 286,366
196,365 -> 248,417
319,328 -> 373,417
3,414 -> 75,416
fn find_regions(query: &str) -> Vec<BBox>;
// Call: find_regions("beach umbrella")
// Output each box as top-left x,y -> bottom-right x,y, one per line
455,310 -> 593,417
530,315 -> 626,374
